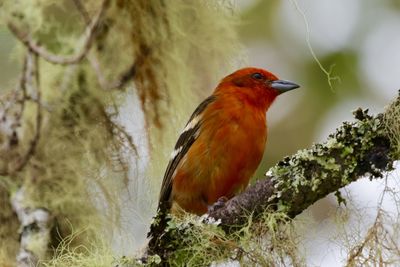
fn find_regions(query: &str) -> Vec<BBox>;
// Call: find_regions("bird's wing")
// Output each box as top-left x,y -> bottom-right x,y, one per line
158,95 -> 217,211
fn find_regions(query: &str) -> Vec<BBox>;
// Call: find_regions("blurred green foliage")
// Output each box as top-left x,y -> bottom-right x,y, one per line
0,27 -> 19,87
237,0 -> 399,179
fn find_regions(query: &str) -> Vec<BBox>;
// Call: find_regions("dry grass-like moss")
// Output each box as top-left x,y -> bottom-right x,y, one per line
161,211 -> 304,266
40,230 -> 116,267
383,91 -> 400,158
0,0 -> 240,265
0,183 -> 19,267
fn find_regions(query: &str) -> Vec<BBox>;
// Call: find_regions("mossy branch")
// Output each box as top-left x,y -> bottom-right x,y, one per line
208,109 -> 393,224
7,0 -> 110,65
147,91 -> 399,261
11,188 -> 54,267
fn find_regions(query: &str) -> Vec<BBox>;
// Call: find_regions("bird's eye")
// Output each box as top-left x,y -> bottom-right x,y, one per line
252,73 -> 264,80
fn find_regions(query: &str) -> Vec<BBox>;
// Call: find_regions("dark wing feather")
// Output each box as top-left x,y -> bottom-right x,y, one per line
158,95 -> 216,212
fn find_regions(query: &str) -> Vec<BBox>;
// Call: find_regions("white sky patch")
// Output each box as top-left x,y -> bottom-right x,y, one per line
315,98 -> 384,143
111,89 -> 152,255
279,0 -> 361,55
360,12 -> 400,102
301,166 -> 400,267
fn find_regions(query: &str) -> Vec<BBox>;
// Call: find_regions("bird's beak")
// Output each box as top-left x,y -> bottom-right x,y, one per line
270,80 -> 300,93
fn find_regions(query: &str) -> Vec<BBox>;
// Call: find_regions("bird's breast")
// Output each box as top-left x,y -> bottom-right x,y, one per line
172,98 -> 268,214
196,103 -> 267,201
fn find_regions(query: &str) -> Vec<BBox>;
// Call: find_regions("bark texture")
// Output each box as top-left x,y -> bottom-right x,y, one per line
147,95 -> 398,262
11,188 -> 54,267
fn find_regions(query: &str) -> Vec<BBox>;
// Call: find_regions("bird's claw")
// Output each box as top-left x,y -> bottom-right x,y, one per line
207,196 -> 228,214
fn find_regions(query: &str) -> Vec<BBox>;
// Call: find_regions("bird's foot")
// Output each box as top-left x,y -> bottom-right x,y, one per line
207,196 -> 229,214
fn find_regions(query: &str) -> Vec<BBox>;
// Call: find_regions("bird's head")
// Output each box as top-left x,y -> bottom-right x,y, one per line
216,67 -> 300,110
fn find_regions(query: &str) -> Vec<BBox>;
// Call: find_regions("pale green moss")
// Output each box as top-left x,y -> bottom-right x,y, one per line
41,232 -> 116,267
154,211 -> 303,266
267,108 -> 392,215
148,107 -> 395,266
0,0 -> 241,266
0,182 -> 19,267
383,91 -> 400,158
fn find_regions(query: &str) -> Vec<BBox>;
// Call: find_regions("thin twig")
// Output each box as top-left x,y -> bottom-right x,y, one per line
16,54 -> 29,121
7,0 -> 110,65
70,0 -> 111,89
346,176 -> 400,266
87,54 -> 109,89
12,51 -> 42,173
90,54 -> 137,90
101,107 -> 138,156
71,0 -> 91,24
0,55 -> 32,176
108,63 -> 137,90
72,0 -> 137,90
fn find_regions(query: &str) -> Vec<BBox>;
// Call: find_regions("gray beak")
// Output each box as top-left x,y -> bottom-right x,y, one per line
270,80 -> 300,93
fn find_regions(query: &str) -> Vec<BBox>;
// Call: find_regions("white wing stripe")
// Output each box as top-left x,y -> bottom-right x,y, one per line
181,115 -> 201,134
170,146 -> 183,159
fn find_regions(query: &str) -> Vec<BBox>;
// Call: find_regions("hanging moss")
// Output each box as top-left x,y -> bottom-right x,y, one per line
0,184 -> 19,267
147,211 -> 303,266
383,90 -> 400,159
0,0 -> 240,265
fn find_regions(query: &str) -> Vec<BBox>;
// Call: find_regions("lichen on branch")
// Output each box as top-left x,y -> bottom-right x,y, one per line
210,107 -> 394,224
147,92 -> 399,262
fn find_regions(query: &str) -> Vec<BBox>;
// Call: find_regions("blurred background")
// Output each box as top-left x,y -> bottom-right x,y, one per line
1,0 -> 400,265
236,0 -> 400,265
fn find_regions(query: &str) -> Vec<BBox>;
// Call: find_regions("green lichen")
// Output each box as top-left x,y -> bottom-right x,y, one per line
267,108 -> 393,216
148,98 -> 399,265
150,212 -> 303,266
383,90 -> 400,158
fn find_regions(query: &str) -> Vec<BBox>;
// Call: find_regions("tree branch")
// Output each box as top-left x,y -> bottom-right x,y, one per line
7,0 -> 109,65
0,51 -> 42,176
208,107 -> 392,223
11,188 -> 54,267
12,51 -> 42,174
147,92 -> 399,260
71,0 -> 137,90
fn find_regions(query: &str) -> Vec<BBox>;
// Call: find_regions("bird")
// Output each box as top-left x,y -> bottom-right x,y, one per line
158,67 -> 299,215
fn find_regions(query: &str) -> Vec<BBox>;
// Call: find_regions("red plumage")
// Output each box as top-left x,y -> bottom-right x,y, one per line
158,67 -> 299,215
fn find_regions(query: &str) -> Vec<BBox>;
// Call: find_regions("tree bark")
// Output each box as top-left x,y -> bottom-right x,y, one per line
11,188 -> 54,267
147,92 -> 399,262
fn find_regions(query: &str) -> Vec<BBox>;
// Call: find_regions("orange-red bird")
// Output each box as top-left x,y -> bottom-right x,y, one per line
158,67 -> 299,215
